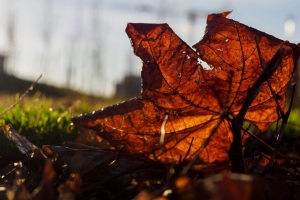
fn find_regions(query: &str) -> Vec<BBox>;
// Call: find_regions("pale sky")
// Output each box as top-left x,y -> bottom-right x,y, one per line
0,0 -> 299,97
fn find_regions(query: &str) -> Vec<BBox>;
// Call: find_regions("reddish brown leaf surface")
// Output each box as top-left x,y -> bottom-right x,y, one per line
72,12 -> 300,164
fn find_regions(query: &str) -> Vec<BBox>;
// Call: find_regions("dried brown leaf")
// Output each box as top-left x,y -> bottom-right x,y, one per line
72,12 -> 300,164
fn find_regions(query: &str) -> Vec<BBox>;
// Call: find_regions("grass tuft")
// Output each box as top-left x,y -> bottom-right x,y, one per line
0,92 -> 119,156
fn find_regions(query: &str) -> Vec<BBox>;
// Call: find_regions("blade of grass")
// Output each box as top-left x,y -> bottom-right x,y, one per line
0,74 -> 42,116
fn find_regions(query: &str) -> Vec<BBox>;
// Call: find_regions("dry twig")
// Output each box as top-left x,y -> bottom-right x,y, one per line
0,74 -> 42,116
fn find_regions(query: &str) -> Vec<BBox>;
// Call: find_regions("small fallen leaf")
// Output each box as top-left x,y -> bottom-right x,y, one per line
31,159 -> 56,200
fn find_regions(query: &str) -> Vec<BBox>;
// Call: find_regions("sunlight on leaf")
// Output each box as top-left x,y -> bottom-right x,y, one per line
72,12 -> 300,164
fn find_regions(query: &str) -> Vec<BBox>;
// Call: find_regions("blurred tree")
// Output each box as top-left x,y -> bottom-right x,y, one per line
5,0 -> 16,75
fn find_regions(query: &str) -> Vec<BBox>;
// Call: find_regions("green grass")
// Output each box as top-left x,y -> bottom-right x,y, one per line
268,108 -> 300,150
0,91 -> 299,158
0,92 -> 120,156
244,108 -> 300,156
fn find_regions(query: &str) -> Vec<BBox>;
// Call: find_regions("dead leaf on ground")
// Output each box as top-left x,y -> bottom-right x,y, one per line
72,11 -> 300,164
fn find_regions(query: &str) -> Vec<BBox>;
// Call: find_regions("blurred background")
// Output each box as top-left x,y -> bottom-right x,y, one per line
0,0 -> 299,99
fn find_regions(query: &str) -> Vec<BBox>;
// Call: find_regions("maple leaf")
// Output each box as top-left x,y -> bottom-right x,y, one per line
72,12 -> 300,164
